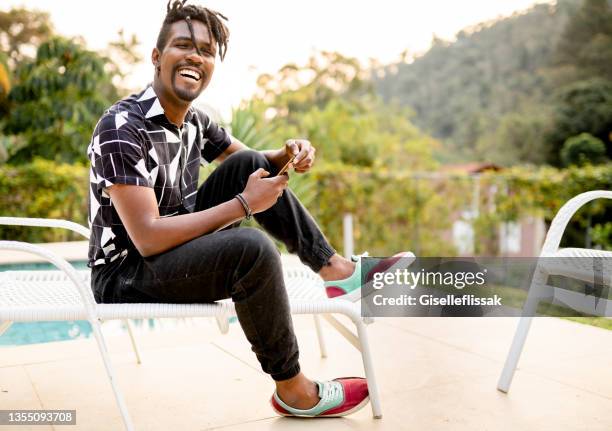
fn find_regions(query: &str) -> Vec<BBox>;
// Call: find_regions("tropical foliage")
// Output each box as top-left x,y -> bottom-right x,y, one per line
244,51 -> 440,172
3,37 -> 117,164
0,159 -> 88,242
0,7 -> 140,165
2,160 -> 609,253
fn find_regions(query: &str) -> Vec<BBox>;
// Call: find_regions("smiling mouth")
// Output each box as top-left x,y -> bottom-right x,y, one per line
177,68 -> 202,82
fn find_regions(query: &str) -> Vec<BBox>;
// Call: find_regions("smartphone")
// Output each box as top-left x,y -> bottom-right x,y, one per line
277,154 -> 297,176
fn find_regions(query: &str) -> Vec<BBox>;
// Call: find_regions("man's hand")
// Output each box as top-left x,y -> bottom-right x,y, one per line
284,139 -> 315,173
264,139 -> 316,174
241,168 -> 289,214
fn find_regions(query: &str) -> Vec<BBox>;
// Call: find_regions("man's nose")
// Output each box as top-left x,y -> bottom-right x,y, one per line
185,49 -> 204,64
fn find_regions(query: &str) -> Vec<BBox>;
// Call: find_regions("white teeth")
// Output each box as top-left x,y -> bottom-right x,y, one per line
178,68 -> 201,81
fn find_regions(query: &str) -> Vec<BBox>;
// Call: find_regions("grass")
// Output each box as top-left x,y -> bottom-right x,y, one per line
489,285 -> 611,330
422,282 -> 612,331
562,316 -> 612,330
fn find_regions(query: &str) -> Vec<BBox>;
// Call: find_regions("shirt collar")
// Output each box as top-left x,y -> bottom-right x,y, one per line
135,85 -> 195,127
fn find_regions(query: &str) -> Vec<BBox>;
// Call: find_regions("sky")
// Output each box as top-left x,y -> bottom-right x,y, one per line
5,0 -> 553,119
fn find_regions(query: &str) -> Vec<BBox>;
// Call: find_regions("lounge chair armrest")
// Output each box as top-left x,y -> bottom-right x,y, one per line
0,217 -> 90,240
542,190 -> 612,255
0,240 -> 98,315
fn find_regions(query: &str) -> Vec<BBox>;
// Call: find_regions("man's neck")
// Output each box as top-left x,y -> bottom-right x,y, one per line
152,80 -> 190,128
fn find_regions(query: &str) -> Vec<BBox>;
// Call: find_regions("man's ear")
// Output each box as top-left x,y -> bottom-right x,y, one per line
152,47 -> 161,69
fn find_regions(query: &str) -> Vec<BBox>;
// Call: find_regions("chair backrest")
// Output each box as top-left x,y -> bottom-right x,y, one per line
541,191 -> 612,256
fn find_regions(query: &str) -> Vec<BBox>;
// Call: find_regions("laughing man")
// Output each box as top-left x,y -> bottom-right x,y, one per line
87,0 -> 401,417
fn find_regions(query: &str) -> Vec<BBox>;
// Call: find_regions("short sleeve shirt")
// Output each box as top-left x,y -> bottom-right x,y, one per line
87,86 -> 231,267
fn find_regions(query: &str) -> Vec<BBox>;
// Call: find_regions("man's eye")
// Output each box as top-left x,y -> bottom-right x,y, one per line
177,44 -> 190,49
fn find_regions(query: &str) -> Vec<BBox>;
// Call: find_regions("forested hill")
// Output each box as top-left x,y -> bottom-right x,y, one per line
373,1 -> 579,164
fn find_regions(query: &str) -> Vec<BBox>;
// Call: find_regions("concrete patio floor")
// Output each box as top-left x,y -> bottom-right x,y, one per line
1,313 -> 611,431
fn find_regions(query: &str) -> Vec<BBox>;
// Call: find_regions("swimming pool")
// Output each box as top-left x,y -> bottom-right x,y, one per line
0,261 -> 229,346
0,318 -> 212,346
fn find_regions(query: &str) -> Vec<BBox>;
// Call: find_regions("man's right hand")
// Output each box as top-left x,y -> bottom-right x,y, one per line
241,168 -> 289,214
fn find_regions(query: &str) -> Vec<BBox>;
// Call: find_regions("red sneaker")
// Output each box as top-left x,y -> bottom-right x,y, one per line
325,252 -> 415,301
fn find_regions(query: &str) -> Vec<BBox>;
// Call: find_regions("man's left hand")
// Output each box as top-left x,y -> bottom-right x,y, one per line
284,139 -> 316,173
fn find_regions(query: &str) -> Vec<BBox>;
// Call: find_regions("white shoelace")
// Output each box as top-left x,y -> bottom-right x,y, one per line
319,380 -> 343,405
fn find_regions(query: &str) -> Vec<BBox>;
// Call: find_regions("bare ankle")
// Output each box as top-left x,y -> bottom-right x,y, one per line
275,373 -> 319,409
319,254 -> 355,282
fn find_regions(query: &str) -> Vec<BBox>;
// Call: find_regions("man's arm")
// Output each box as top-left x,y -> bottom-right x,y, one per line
108,184 -> 246,257
107,168 -> 288,258
215,135 -> 248,162
201,110 -> 313,172
216,135 -> 310,172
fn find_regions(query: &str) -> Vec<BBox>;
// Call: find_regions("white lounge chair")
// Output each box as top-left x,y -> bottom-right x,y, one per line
497,190 -> 612,393
0,217 -> 384,430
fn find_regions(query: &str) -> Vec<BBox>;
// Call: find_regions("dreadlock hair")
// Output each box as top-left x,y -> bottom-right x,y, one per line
156,0 -> 229,61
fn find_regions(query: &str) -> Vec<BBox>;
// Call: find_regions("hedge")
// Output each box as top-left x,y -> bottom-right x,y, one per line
1,160 -> 610,254
0,159 -> 89,242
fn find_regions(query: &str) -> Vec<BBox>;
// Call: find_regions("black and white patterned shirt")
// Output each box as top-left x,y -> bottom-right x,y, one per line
87,86 -> 231,267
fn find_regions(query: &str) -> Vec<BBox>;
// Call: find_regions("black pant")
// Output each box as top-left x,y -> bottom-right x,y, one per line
91,150 -> 336,381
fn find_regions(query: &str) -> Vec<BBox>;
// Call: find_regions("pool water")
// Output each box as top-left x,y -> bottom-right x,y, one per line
0,321 -> 93,345
0,318 -> 186,346
0,316 -> 229,347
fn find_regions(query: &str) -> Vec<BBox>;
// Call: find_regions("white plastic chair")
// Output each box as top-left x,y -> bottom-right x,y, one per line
497,190 -> 612,393
0,217 -> 384,430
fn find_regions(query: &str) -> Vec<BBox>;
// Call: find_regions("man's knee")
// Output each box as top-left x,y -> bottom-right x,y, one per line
234,228 -> 280,268
229,228 -> 283,298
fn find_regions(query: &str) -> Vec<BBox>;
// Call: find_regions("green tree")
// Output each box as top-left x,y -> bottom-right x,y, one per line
554,0 -> 612,83
251,52 -> 439,171
105,29 -> 143,94
0,52 -> 10,117
0,7 -> 54,163
475,107 -> 554,166
233,52 -> 442,247
0,7 -> 141,165
0,53 -> 10,163
0,8 -> 53,70
3,37 -> 118,164
255,51 -> 372,118
547,78 -> 612,162
373,2 -> 569,162
560,133 -> 608,166
592,221 -> 612,250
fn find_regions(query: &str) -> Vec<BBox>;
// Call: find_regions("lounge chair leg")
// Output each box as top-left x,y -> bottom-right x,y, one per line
313,315 -> 327,358
355,320 -> 382,419
91,319 -> 135,431
0,321 -> 12,336
215,315 -> 230,334
497,267 -> 545,393
498,316 -> 533,393
123,319 -> 142,365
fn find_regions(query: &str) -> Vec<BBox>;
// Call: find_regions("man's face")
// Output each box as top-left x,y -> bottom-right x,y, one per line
153,20 -> 216,103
